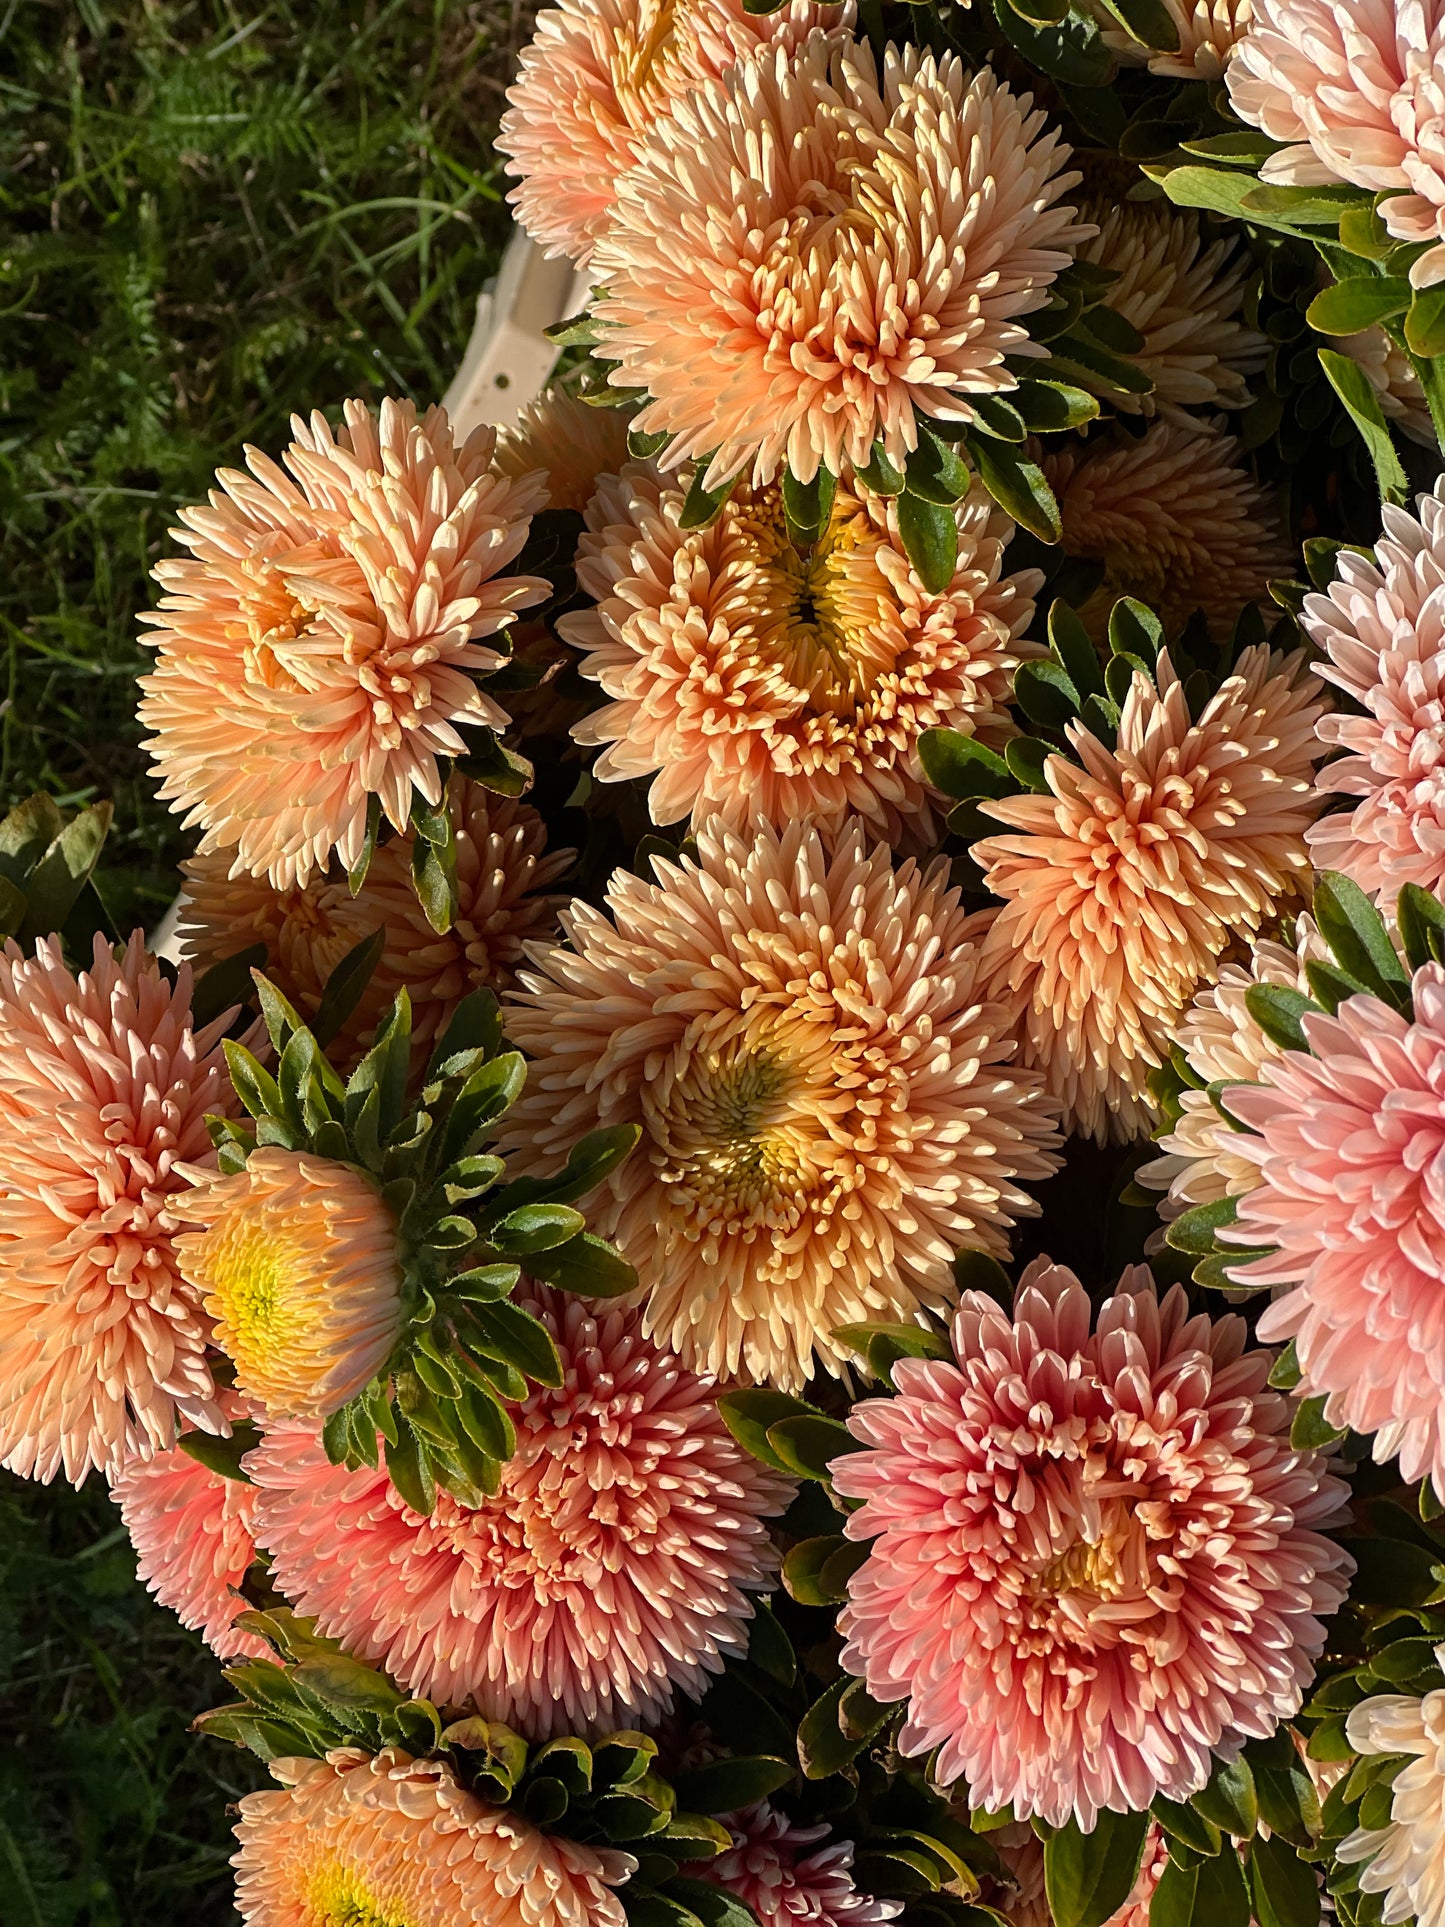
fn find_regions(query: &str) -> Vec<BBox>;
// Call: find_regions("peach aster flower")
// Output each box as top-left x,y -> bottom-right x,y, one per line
834,1260 -> 1353,1829
1097,0 -> 1253,78
1228,0 -> 1445,288
1137,920 -> 1322,1220
179,777 -> 570,1065
246,1288 -> 791,1737
698,1803 -> 902,1926
232,1747 -> 630,1926
110,1397 -> 264,1661
562,464 -> 1041,839
0,933 -> 231,1484
594,36 -> 1090,488
973,646 -> 1324,1143
498,0 -> 849,267
1077,202 -> 1266,417
1305,484 -> 1445,906
1043,419 -> 1294,641
1338,1667 -> 1445,1927
175,1148 -> 403,1421
502,818 -> 1061,1391
1228,964 -> 1445,1493
494,389 -> 636,514
138,399 -> 547,889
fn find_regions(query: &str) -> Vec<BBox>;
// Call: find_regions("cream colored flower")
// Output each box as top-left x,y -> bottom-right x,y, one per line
1338,1665 -> 1445,1927
1097,0 -> 1253,79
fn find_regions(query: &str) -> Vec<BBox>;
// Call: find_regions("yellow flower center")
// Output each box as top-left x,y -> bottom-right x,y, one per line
204,1221 -> 318,1387
304,1860 -> 414,1927
726,486 -> 898,714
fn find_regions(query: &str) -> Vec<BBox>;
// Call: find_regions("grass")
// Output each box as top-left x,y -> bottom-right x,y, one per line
0,1 -> 523,1914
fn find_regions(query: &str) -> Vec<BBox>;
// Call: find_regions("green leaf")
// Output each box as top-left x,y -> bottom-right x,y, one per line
460,728 -> 534,799
671,1756 -> 794,1814
1244,984 -> 1317,1054
1338,201 -> 1396,259
461,1297 -> 564,1387
855,441 -> 906,496
528,1124 -> 643,1205
1004,736 -> 1053,793
991,0 -> 1115,87
1312,870 -> 1410,1005
1397,882 -> 1445,971
0,793 -> 63,882
1044,1810 -> 1150,1927
906,431 -> 973,507
525,1231 -> 639,1299
1291,1395 -> 1346,1451
411,795 -> 459,934
1150,1797 -> 1220,1857
1406,282 -> 1445,358
1107,598 -> 1164,665
1192,1756 -> 1258,1839
1244,1735 -> 1322,1850
1050,600 -> 1106,695
797,1677 -> 868,1779
782,463 -> 836,537
1164,1195 -> 1238,1257
1093,0 -> 1180,52
669,1882 -> 762,1927
223,1040 -> 284,1123
832,1320 -> 951,1366
1248,1835 -> 1323,1927
970,395 -> 1028,443
1012,379 -> 1100,432
1149,1843 -> 1250,1927
717,1388 -> 816,1473
896,493 -> 959,594
916,729 -> 1014,802
966,435 -> 1062,542
177,1421 -> 261,1483
678,463 -> 741,531
426,987 -> 504,1081
783,1535 -> 855,1606
17,801 -> 113,945
344,989 -> 413,1150
765,1413 -> 861,1482
489,1203 -> 588,1255
384,1414 -> 436,1518
1015,658 -> 1082,728
438,1050 -> 527,1164
1305,278 -> 1412,336
312,927 -> 386,1049
1318,348 -> 1410,506
1177,132 -> 1280,167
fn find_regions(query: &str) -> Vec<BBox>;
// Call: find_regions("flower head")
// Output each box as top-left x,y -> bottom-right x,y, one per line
1304,484 -> 1445,907
1338,1668 -> 1445,1927
1097,0 -> 1253,78
179,778 -> 570,1065
1228,0 -> 1445,288
698,1803 -> 901,1926
1043,419 -> 1294,640
246,1288 -> 790,1737
973,646 -> 1324,1142
1228,963 -> 1445,1493
834,1260 -> 1353,1829
0,933 -> 232,1484
499,0 -> 849,267
1138,921 -> 1322,1219
494,389 -> 636,513
594,37 -> 1089,488
110,1401 -> 264,1661
1077,202 -> 1266,417
232,1747 -> 630,1926
563,465 -> 1040,839
138,399 -> 546,890
176,1148 -> 403,1421
502,818 -> 1060,1391
1329,323 -> 1438,448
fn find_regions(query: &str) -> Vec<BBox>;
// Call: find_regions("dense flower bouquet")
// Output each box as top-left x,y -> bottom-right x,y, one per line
12,0 -> 1445,1922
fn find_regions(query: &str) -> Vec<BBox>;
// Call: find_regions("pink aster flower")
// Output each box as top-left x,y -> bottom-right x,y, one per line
110,1397 -> 264,1661
1227,962 -> 1445,1492
138,400 -> 546,889
833,1260 -> 1352,1830
594,35 -> 1089,488
562,464 -> 1041,840
245,1287 -> 791,1737
0,933 -> 232,1484
1227,0 -> 1445,288
1305,484 -> 1445,907
233,1747 -> 630,1926
499,0 -> 848,267
698,1803 -> 901,1926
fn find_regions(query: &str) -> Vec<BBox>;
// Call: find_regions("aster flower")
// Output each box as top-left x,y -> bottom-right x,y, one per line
502,818 -> 1061,1392
1227,962 -> 1445,1493
175,1148 -> 403,1422
698,1803 -> 901,1926
562,464 -> 1041,839
1077,202 -> 1266,417
494,389 -> 636,514
138,399 -> 547,891
110,1399 -> 265,1661
1337,1670 -> 1445,1927
1228,0 -> 1445,288
498,0 -> 849,268
1096,0 -> 1254,79
1305,484 -> 1445,907
593,36 -> 1089,488
834,1260 -> 1353,1830
973,645 -> 1324,1143
179,778 -> 570,1065
232,1747 -> 630,1926
1330,323 -> 1438,449
0,933 -> 232,1484
1138,921 -> 1321,1219
1042,419 -> 1294,640
245,1288 -> 791,1738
